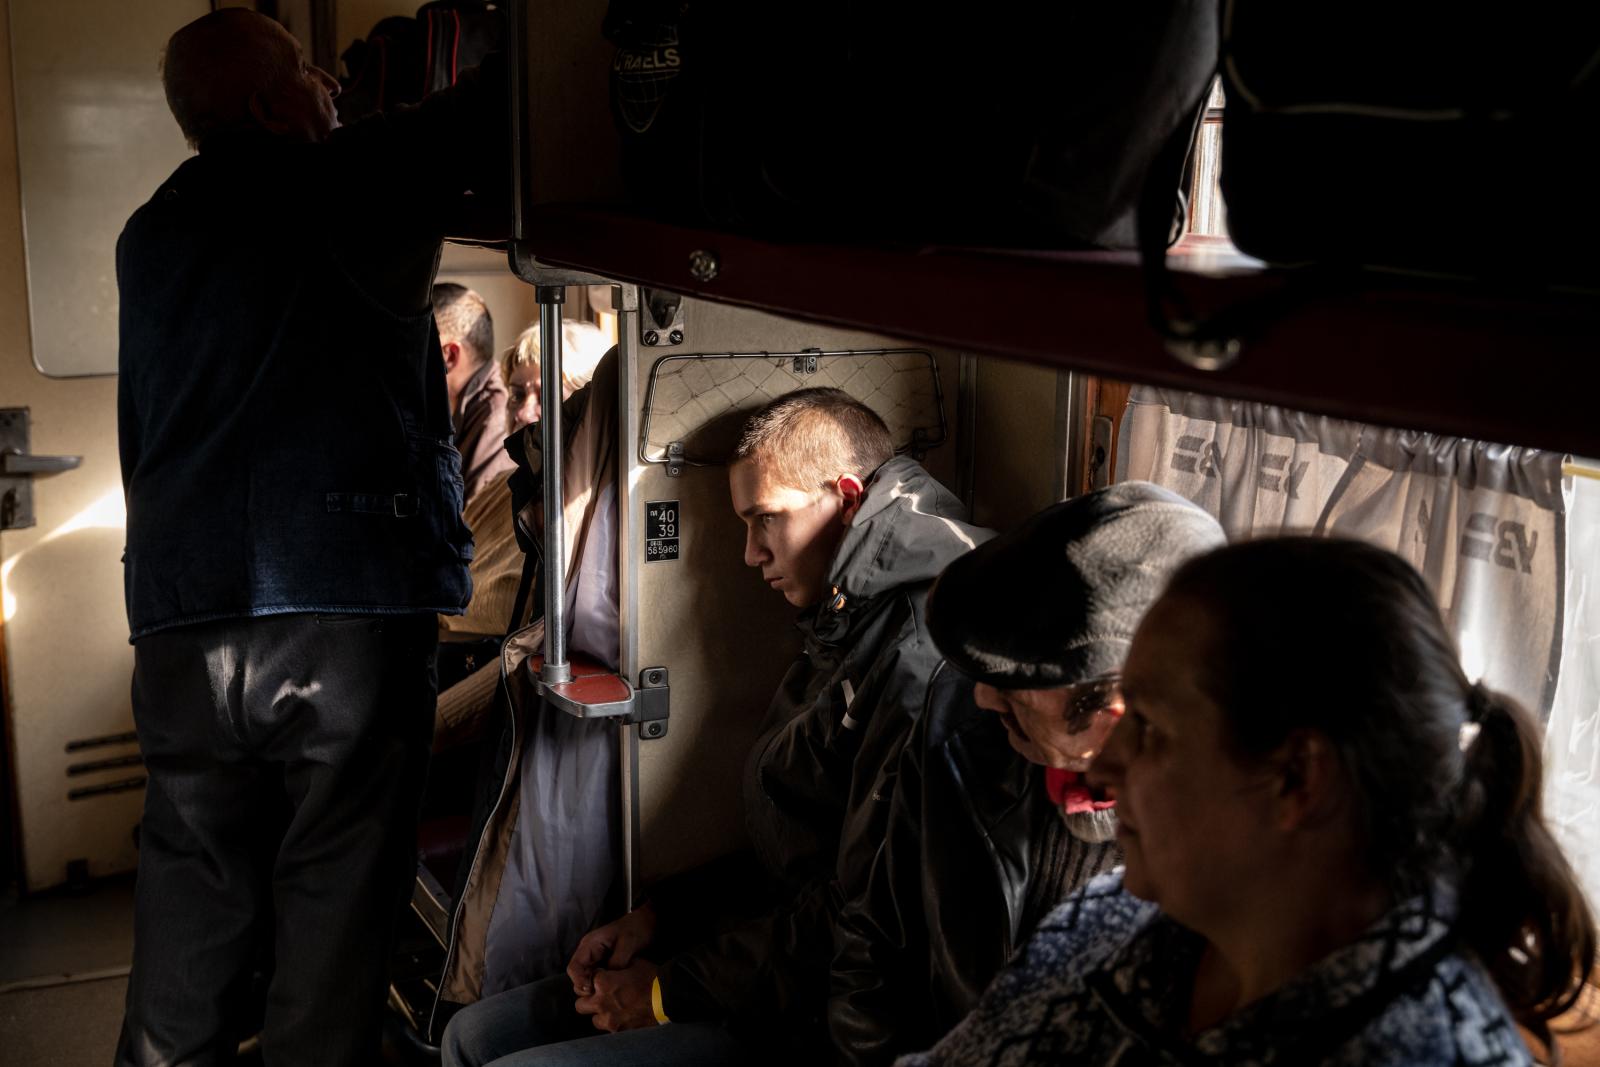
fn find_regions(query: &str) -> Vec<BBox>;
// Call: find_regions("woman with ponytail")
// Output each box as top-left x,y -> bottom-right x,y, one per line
903,536 -> 1594,1066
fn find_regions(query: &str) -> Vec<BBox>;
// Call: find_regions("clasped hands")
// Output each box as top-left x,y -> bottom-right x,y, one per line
566,901 -> 660,1033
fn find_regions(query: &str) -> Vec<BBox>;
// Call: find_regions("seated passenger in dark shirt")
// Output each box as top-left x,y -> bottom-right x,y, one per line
827,482 -> 1225,1065
436,282 -> 516,505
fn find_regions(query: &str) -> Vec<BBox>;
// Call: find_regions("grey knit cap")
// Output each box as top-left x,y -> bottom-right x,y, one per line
927,482 -> 1225,689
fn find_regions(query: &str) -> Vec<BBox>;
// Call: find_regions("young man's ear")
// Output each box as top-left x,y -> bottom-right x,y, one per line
835,474 -> 865,524
440,341 -> 462,373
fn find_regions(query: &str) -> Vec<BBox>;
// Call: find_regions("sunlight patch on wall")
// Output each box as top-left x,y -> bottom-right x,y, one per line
1,488 -> 127,621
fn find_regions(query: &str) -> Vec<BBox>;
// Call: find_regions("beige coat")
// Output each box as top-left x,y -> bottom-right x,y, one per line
429,350 -> 620,1035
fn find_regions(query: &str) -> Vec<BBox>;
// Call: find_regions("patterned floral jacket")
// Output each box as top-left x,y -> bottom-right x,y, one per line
898,872 -> 1532,1067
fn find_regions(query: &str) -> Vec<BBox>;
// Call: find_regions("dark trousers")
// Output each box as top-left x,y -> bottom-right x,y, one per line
116,612 -> 438,1067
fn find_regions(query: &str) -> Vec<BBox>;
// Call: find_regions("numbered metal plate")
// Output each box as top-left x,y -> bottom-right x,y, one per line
645,499 -> 681,562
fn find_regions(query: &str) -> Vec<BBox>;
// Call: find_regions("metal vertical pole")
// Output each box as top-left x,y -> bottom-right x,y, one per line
537,285 -> 571,684
613,284 -> 645,907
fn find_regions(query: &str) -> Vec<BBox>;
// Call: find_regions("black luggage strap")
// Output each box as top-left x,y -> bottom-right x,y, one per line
507,539 -> 543,634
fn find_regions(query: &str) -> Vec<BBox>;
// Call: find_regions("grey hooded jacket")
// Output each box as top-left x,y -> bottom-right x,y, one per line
655,456 -> 993,1042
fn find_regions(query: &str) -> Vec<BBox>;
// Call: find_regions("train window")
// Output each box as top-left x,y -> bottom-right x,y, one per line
1107,383 -> 1600,910
1184,80 -> 1227,240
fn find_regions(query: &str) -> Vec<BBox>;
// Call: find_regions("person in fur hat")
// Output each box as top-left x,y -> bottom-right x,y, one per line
827,482 -> 1225,1065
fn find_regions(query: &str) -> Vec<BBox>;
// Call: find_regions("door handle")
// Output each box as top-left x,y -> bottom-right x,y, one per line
2,448 -> 81,475
0,408 -> 82,530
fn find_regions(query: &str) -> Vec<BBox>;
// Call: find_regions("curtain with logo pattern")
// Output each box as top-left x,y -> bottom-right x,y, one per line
1542,467 -> 1600,915
1115,386 -> 1565,718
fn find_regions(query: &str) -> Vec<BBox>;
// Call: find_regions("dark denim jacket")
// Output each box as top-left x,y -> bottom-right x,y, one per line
117,79 -> 504,639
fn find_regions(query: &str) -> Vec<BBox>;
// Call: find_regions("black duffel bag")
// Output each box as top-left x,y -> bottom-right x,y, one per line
603,0 -> 1219,248
1218,1 -> 1600,284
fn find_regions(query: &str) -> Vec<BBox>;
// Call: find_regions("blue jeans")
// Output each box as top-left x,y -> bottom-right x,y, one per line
442,974 -> 750,1067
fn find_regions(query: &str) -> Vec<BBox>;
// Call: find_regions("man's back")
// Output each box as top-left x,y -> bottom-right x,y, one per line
117,88 -> 501,636
115,13 -> 508,1064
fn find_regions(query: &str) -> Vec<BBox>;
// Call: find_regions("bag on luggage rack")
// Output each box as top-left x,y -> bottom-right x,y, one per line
418,0 -> 505,96
602,0 -> 1219,248
337,1 -> 505,123
337,15 -> 426,123
1218,0 -> 1600,283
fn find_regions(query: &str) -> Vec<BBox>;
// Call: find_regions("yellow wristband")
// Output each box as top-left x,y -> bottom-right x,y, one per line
651,976 -> 670,1024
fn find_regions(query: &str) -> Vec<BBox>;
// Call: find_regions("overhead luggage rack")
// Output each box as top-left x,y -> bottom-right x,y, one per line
498,0 -> 1600,932
515,203 -> 1600,459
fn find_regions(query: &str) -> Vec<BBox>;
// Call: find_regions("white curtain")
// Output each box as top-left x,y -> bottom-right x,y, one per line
1543,467 -> 1600,911
1117,386 -> 1565,717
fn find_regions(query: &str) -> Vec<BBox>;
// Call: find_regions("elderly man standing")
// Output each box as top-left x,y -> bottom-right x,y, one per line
114,10 -> 503,1064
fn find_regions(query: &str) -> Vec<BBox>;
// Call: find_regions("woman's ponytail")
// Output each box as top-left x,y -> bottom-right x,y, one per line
1164,539 -> 1595,1052
1454,684 -> 1596,1047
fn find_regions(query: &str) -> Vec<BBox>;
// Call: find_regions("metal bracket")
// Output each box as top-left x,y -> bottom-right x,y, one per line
665,441 -> 685,477
536,657 -> 671,740
792,349 -> 820,376
640,288 -> 685,347
1,407 -> 82,530
507,245 -> 616,288
629,667 -> 670,740
538,666 -> 632,718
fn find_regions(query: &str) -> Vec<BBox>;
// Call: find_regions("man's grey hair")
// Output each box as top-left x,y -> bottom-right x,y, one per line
162,9 -> 298,149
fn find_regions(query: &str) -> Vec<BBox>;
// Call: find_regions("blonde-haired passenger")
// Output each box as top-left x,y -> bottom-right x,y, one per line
502,319 -> 612,436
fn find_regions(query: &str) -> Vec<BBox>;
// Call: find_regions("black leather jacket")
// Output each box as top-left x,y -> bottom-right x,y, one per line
653,458 -> 992,1048
826,675 -> 1122,1065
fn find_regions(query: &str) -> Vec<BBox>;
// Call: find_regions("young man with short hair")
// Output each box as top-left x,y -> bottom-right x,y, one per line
442,387 -> 991,1066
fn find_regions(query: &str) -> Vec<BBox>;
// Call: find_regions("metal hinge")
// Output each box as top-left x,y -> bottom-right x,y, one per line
629,667 -> 670,740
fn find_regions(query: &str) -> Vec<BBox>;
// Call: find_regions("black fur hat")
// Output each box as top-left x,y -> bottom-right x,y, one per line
927,482 -> 1225,688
